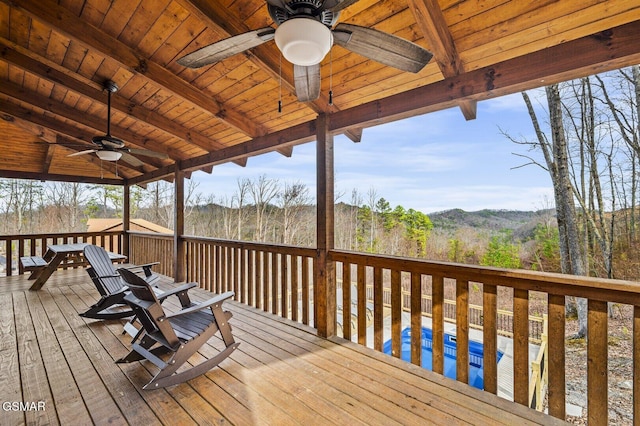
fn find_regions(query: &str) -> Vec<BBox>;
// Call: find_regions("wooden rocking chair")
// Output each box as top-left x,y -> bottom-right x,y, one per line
80,245 -> 196,327
116,268 -> 239,389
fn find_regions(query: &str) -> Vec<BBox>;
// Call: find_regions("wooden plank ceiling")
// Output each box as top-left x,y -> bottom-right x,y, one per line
1,0 -> 639,185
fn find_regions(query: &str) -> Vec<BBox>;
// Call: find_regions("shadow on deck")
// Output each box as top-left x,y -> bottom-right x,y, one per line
0,268 -> 565,425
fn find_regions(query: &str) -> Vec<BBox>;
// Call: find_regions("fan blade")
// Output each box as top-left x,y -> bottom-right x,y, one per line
294,64 -> 321,102
120,152 -> 145,167
333,24 -> 433,73
324,0 -> 360,12
125,148 -> 169,159
177,28 -> 276,68
67,149 -> 97,157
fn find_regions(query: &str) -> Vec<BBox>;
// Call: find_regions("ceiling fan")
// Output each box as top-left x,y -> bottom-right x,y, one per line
68,80 -> 168,163
177,0 -> 433,102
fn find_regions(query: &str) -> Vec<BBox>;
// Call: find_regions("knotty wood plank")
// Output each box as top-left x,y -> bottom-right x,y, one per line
0,293 -> 24,426
587,299 -> 608,425
513,288 -> 529,406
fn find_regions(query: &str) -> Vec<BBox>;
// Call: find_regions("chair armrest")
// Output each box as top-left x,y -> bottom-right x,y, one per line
167,291 -> 234,318
94,273 -> 121,279
156,282 -> 198,301
121,262 -> 160,277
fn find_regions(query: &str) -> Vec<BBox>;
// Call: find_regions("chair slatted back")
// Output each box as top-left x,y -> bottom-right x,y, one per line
118,268 -> 180,347
84,245 -> 124,295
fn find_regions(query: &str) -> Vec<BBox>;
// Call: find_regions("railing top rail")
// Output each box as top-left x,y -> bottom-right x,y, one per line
1,231 -> 123,240
331,249 -> 640,305
182,235 -> 317,257
128,230 -> 173,238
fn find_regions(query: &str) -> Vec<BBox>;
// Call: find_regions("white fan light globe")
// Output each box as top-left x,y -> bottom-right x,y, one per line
275,18 -> 333,66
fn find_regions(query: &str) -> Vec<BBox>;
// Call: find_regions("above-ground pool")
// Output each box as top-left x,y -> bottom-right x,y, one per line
383,327 -> 504,390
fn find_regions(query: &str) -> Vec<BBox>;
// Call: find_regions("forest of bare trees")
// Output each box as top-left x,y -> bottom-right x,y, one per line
1,67 -> 640,290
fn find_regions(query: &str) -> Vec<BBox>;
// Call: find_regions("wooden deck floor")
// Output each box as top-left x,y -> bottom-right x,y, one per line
0,269 -> 566,425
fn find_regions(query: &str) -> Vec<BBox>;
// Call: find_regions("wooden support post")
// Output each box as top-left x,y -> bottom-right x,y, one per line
122,183 -> 130,258
315,114 -> 336,338
174,166 -> 186,283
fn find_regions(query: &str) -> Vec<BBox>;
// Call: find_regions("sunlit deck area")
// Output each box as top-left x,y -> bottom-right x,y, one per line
0,268 -> 564,425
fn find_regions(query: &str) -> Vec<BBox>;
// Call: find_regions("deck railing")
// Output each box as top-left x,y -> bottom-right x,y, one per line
181,236 -> 317,327
0,231 -> 123,276
124,234 -> 639,425
330,249 -> 640,425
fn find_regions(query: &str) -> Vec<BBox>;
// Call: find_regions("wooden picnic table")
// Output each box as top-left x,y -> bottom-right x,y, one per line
28,243 -> 126,291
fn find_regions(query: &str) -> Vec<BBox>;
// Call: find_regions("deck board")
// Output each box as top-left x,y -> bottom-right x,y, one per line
0,268 -> 567,425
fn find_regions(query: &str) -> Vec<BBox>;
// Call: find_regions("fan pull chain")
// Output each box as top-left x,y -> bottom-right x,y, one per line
278,54 -> 282,113
329,48 -> 333,106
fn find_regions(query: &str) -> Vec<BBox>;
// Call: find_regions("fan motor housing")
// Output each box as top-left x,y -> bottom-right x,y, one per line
268,1 -> 338,27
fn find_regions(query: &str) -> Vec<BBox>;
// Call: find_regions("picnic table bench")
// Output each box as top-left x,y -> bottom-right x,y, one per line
25,243 -> 127,291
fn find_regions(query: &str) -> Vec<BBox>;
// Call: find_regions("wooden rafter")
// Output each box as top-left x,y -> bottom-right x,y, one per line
177,0 -> 365,146
128,19 -> 640,185
0,81 -> 179,164
4,0 -> 265,139
407,0 -> 476,120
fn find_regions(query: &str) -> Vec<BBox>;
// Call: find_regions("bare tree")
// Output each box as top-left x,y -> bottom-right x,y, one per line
233,178 -> 251,240
248,175 -> 279,242
509,85 -> 588,336
277,181 -> 311,244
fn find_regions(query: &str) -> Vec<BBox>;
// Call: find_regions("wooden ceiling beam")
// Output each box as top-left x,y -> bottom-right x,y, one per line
0,169 -> 123,185
43,144 -> 56,174
4,0 -> 266,138
330,21 -> 640,132
132,19 -> 640,183
0,98 -> 159,175
0,80 -> 181,164
0,38 -> 232,153
407,0 -> 476,120
177,0 -> 364,145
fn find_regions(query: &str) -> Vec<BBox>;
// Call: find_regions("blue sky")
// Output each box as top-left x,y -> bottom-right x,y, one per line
191,91 -> 555,214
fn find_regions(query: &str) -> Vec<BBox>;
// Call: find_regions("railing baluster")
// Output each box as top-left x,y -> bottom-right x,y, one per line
373,266 -> 383,351
513,288 -> 529,405
634,305 -> 639,422
483,282 -> 497,394
391,269 -> 402,358
271,252 -> 278,315
342,261 -> 351,340
302,255 -> 310,325
548,294 -> 567,419
410,272 -> 422,367
291,255 -> 298,322
588,299 -> 608,426
456,279 -> 469,385
281,254 -> 288,319
432,274 -> 444,375
357,262 -> 366,346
